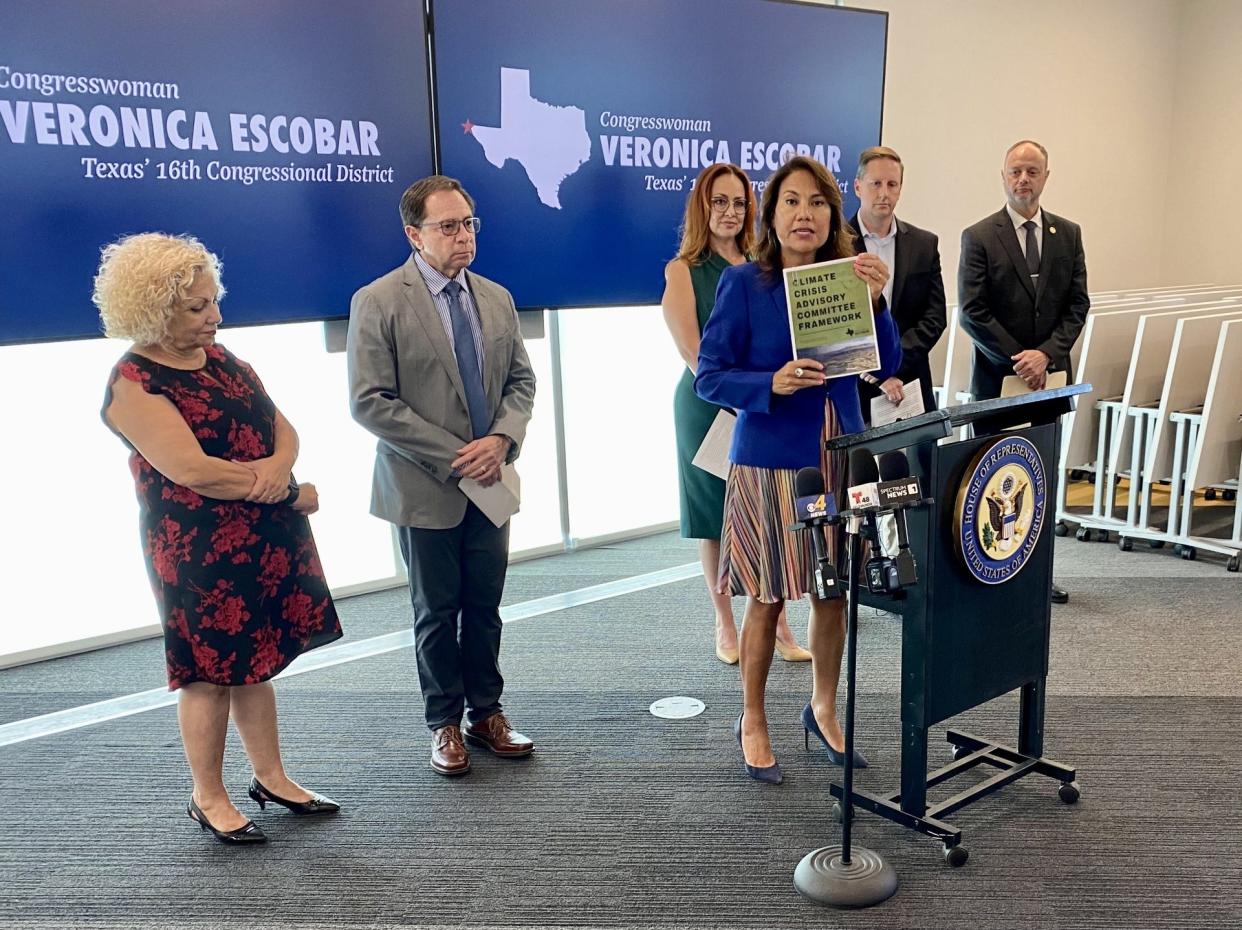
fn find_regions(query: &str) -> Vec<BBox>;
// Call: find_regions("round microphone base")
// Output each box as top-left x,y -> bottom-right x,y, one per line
793,844 -> 898,909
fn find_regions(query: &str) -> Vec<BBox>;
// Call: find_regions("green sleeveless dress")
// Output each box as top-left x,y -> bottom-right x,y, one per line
673,250 -> 731,539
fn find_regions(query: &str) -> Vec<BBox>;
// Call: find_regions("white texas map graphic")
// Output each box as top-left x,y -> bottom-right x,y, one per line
468,68 -> 591,209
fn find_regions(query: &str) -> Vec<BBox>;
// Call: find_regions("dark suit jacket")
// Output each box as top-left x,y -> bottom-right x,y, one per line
957,207 -> 1089,400
849,215 -> 946,419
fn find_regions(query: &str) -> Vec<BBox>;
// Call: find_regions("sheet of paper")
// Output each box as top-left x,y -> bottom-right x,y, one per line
691,409 -> 735,480
460,463 -> 521,528
869,380 -> 925,427
1001,370 -> 1068,398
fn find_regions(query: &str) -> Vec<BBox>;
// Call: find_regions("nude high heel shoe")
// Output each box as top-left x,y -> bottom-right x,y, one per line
774,637 -> 812,662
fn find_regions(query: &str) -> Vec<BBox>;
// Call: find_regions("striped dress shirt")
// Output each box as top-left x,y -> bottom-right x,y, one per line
412,250 -> 486,378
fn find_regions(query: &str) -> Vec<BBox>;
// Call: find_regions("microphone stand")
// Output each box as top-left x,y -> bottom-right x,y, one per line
794,509 -> 898,908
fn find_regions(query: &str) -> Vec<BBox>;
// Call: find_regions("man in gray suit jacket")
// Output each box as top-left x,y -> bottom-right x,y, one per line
348,175 -> 536,776
958,140 -> 1089,604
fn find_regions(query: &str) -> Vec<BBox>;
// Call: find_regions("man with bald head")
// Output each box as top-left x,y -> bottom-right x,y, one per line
958,140 -> 1089,604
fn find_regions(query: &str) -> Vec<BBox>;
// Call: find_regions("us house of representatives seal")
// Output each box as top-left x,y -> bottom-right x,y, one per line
954,436 -> 1048,584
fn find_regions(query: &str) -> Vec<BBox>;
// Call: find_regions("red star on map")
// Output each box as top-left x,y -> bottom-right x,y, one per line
462,119 -> 475,134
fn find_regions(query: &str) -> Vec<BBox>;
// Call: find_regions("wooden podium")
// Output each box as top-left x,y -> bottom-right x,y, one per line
823,384 -> 1090,866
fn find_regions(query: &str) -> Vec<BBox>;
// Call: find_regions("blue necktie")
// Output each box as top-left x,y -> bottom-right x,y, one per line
444,280 -> 489,439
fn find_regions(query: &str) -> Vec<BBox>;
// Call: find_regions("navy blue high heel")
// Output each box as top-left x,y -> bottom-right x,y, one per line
735,713 -> 783,784
801,704 -> 868,768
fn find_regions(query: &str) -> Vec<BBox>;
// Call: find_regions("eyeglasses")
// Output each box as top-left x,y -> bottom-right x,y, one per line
418,216 -> 482,236
709,196 -> 748,215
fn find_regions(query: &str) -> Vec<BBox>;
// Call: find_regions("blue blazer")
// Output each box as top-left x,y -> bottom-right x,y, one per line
695,261 -> 902,470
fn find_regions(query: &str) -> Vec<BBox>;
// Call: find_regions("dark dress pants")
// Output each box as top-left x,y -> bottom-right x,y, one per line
398,502 -> 510,731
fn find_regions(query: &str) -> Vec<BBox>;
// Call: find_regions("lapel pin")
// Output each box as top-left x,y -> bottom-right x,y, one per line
1048,225 -> 1057,234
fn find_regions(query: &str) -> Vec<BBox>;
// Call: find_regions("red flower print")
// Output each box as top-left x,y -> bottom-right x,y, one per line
147,516 -> 197,584
202,592 -> 250,636
227,420 -> 268,460
247,626 -> 284,682
257,545 -> 291,598
205,505 -> 259,564
165,384 -> 217,427
117,360 -> 148,385
189,636 -> 236,683
162,484 -> 204,510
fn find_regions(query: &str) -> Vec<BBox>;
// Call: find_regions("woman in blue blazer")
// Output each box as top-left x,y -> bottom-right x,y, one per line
695,155 -> 901,784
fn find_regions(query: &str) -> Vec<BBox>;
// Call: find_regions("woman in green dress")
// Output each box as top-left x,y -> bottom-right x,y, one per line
662,163 -> 812,665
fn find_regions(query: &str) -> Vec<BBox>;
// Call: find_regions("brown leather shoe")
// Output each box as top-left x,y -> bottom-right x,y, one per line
463,713 -> 534,758
430,725 -> 470,776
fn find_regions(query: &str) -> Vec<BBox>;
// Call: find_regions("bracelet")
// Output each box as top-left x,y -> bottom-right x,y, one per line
285,480 -> 300,506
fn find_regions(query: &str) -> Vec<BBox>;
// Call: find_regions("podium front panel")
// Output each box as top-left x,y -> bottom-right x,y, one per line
918,422 -> 1057,727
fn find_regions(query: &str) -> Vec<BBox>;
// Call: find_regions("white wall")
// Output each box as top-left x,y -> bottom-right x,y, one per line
835,0 -> 1182,299
1164,0 -> 1242,283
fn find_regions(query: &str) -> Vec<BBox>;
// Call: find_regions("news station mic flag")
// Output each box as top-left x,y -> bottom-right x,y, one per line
794,466 -> 841,600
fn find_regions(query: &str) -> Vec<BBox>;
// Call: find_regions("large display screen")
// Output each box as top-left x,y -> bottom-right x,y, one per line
431,0 -> 887,309
0,0 -> 434,344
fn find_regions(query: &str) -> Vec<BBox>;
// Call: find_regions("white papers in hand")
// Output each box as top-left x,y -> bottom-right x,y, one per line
692,409 -> 735,480
460,464 -> 521,527
869,380 -> 925,427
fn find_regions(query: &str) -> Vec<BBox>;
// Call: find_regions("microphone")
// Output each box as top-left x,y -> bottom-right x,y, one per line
846,447 -> 880,513
874,450 -> 920,589
794,467 -> 842,600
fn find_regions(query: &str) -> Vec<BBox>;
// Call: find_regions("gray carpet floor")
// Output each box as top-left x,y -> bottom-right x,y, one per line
0,531 -> 1240,929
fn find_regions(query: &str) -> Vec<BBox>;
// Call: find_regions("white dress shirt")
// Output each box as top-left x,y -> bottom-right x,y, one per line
857,213 -> 896,307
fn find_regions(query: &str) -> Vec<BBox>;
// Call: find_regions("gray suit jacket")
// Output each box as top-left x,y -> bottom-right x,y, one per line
347,254 -> 536,529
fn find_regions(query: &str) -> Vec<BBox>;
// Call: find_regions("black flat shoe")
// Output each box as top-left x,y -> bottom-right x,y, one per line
248,777 -> 341,815
187,797 -> 267,845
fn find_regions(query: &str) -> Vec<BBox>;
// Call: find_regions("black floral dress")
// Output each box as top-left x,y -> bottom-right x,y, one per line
102,344 -> 342,689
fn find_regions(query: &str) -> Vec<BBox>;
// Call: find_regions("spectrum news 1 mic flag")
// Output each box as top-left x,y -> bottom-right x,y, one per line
0,0 -> 434,344
432,0 -> 887,310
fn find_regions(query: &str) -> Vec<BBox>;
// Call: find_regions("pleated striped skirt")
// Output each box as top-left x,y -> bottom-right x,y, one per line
718,400 -> 845,603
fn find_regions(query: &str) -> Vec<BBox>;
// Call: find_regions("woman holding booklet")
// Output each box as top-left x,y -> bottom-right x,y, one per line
662,164 -> 812,666
694,156 -> 901,784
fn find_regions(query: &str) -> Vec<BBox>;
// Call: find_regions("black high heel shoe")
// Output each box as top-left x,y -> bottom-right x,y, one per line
248,777 -> 341,815
800,704 -> 868,768
187,797 -> 267,844
735,713 -> 783,784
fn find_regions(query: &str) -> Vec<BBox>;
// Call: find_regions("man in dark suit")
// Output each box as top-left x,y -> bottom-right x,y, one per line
848,146 -> 947,423
958,140 -> 1090,604
348,175 -> 537,776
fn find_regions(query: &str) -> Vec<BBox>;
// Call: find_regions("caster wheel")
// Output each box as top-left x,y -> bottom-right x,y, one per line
1076,527 -> 1093,542
1181,547 -> 1197,561
1087,473 -> 1097,484
1055,521 -> 1069,538
1228,556 -> 1239,573
1098,530 -> 1110,543
1069,469 -> 1085,481
1118,537 -> 1133,552
1205,488 -> 1217,501
1058,781 -> 1081,804
1149,540 -> 1165,549
1225,490 -> 1237,502
832,801 -> 854,824
1174,544 -> 1185,556
943,844 -> 969,868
